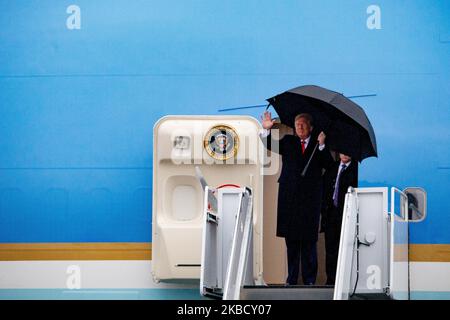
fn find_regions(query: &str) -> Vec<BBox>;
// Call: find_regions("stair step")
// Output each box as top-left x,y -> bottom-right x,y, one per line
240,285 -> 334,300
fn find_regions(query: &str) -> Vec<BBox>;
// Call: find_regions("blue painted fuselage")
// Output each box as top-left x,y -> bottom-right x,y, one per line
0,0 -> 449,245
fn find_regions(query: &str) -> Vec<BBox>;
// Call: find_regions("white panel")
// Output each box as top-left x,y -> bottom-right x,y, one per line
410,262 -> 450,292
172,185 -> 198,221
0,261 -> 197,289
356,188 -> 389,293
334,187 -> 389,299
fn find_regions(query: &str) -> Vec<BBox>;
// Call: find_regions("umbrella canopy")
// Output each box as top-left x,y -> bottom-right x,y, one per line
267,85 -> 377,161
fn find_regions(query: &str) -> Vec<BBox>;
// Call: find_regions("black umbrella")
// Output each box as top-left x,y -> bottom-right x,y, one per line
267,85 -> 377,162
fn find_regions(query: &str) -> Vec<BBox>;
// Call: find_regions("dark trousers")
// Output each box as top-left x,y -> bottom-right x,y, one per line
285,237 -> 318,285
324,206 -> 343,285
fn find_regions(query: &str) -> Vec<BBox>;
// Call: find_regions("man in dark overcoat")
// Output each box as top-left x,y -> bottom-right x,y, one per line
321,153 -> 358,285
261,111 -> 333,285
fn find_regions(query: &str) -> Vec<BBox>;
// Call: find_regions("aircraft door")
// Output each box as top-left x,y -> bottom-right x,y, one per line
151,116 -> 264,282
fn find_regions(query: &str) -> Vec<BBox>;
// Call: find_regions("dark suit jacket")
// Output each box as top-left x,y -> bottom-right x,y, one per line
263,131 -> 333,241
321,160 -> 358,230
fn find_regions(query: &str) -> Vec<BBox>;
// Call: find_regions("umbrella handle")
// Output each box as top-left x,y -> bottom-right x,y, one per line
301,142 -> 319,177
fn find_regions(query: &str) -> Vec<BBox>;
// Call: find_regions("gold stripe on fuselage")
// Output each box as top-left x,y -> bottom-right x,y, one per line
0,242 -> 151,261
409,244 -> 450,262
0,243 -> 449,262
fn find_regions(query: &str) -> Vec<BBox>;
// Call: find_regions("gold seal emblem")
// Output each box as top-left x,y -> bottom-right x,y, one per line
204,124 -> 239,160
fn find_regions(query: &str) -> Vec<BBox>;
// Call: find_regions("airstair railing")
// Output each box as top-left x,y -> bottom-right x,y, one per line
200,184 -> 253,299
223,188 -> 254,300
334,187 -> 359,300
389,188 -> 409,300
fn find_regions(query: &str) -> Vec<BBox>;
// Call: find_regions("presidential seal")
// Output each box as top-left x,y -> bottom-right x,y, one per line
203,124 -> 239,161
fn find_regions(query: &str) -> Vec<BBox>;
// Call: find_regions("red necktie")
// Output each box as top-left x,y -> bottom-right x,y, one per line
301,140 -> 306,154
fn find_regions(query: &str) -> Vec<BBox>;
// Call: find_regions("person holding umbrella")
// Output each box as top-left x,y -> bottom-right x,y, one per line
261,111 -> 333,285
261,84 -> 377,285
320,152 -> 358,285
